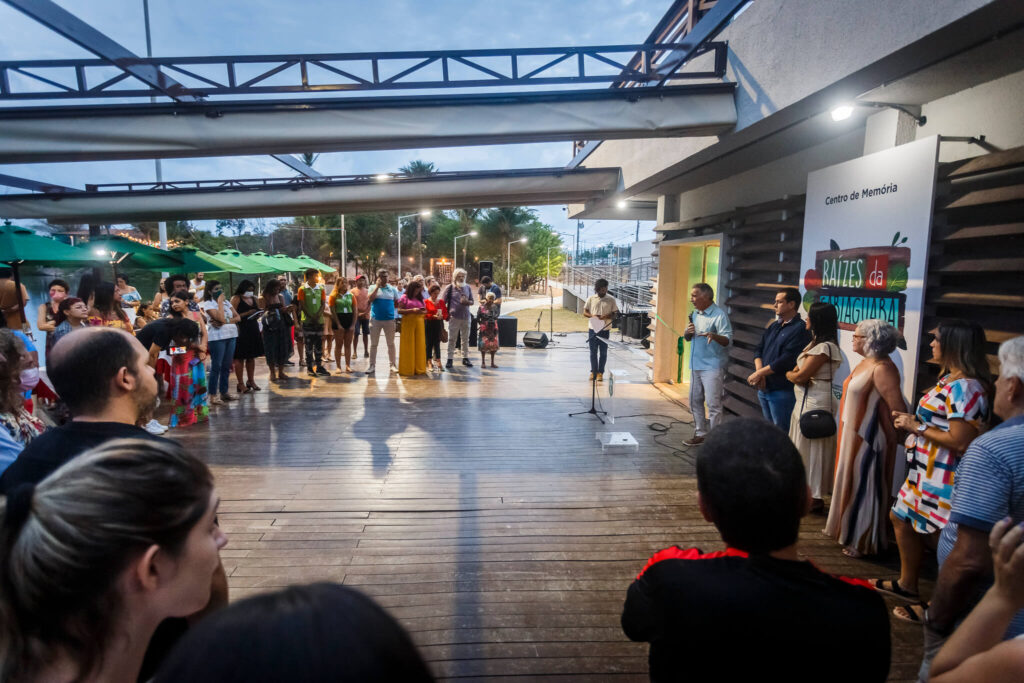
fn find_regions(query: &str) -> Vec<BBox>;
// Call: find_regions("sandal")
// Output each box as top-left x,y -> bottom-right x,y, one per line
893,601 -> 928,624
842,547 -> 864,559
237,383 -> 251,394
870,579 -> 920,601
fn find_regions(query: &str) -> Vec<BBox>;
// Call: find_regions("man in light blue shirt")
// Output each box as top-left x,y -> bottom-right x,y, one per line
682,283 -> 732,446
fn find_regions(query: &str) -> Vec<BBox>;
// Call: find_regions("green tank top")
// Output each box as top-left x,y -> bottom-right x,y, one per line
333,291 -> 353,314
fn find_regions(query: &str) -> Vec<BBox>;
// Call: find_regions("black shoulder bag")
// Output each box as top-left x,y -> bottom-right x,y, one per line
798,342 -> 838,439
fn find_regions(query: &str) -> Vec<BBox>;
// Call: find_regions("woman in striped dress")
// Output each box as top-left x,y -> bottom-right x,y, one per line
825,319 -> 906,558
873,319 -> 991,623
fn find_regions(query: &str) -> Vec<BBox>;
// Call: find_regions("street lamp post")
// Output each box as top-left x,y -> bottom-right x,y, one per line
546,245 -> 559,339
396,211 -> 431,279
506,237 -> 527,297
454,231 -> 478,270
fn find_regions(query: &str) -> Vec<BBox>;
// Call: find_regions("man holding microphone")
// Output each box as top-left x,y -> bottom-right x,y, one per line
683,283 -> 732,446
583,279 -> 619,382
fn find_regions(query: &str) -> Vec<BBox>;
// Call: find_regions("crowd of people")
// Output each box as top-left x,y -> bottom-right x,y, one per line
680,281 -> 1024,680
0,263 -> 1021,681
0,266 -> 517,436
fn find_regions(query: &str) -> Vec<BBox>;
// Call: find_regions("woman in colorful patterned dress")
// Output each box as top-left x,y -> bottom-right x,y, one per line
873,319 -> 992,622
477,291 -> 500,368
86,281 -> 134,334
0,330 -> 44,467
166,291 -> 209,428
825,319 -> 906,557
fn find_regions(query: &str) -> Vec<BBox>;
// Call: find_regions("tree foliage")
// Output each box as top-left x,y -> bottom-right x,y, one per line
129,159 -> 568,282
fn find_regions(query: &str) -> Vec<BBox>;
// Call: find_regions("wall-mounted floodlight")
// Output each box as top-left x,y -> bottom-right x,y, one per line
616,199 -> 628,208
830,105 -> 854,122
830,102 -> 926,126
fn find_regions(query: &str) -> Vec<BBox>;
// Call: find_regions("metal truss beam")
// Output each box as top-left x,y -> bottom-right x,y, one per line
270,155 -> 323,178
0,84 -> 737,164
0,172 -> 80,194
0,42 -> 725,102
0,168 -> 622,224
2,0 -> 202,103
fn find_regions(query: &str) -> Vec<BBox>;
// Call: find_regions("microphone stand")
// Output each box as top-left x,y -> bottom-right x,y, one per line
569,318 -> 615,423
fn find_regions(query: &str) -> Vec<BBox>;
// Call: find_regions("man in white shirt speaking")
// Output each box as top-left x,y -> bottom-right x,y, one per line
683,282 -> 732,446
583,279 -> 619,382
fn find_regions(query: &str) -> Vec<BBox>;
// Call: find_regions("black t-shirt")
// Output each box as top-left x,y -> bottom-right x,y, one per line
136,317 -> 175,351
0,421 -> 166,493
621,547 -> 890,682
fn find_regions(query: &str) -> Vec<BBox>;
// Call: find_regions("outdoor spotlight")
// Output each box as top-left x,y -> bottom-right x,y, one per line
420,209 -> 432,217
520,237 -> 528,243
617,199 -> 628,208
470,231 -> 478,237
831,105 -> 854,121
375,174 -> 390,181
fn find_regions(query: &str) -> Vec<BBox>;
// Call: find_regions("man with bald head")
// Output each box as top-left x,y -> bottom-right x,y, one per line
0,326 -> 164,493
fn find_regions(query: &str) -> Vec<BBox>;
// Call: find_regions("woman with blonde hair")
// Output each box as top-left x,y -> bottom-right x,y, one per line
0,438 -> 228,682
826,318 -> 906,558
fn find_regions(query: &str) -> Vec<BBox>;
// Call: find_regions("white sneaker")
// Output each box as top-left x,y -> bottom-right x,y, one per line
145,419 -> 168,435
389,364 -> 399,373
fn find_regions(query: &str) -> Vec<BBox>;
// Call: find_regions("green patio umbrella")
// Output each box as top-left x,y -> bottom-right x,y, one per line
0,223 -> 100,332
294,254 -> 336,272
244,251 -> 292,274
169,247 -> 246,274
270,254 -> 308,271
211,249 -> 279,274
77,235 -> 183,280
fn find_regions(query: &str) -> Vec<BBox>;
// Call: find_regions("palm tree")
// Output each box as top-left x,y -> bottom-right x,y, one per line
398,160 -> 438,273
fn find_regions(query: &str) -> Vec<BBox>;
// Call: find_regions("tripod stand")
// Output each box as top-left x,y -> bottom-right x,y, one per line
569,320 -> 613,424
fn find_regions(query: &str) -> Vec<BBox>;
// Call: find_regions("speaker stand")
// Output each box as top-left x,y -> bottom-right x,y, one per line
569,374 -> 606,424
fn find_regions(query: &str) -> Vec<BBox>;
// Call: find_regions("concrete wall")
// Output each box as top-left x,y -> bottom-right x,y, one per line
578,0 -> 993,189
674,127 -> 865,220
917,69 -> 1024,162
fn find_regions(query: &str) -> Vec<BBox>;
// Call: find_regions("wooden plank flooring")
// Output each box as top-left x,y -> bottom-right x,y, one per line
174,333 -> 929,681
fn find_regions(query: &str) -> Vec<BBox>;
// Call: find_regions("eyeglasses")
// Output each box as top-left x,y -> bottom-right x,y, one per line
852,334 -> 865,339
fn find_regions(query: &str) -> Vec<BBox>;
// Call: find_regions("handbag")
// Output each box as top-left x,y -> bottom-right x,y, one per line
798,342 -> 838,439
440,326 -> 449,343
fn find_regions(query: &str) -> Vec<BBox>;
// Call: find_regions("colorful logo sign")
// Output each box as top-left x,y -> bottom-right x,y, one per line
802,233 -> 910,332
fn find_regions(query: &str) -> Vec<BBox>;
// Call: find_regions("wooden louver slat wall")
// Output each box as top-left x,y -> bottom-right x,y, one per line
919,144 -> 1024,395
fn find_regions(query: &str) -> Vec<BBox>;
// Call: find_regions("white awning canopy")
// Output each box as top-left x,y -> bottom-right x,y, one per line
0,168 -> 622,224
0,85 -> 736,164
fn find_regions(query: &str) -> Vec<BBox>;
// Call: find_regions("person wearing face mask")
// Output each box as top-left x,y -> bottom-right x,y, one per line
0,329 -> 45,471
231,280 -> 266,393
442,268 -> 474,369
36,278 -> 69,356
52,296 -> 90,345
201,280 -> 241,405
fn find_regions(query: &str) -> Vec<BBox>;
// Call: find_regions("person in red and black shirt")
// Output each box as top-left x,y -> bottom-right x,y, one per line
622,419 -> 890,682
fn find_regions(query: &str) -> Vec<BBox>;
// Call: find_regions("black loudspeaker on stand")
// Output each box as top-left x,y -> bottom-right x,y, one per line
523,331 -> 549,348
478,260 -> 494,280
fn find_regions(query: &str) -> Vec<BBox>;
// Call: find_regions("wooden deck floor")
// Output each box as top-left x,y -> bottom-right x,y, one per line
174,333 -> 929,682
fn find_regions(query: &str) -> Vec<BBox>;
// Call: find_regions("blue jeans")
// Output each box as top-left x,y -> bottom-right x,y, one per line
758,388 -> 796,431
208,337 -> 237,396
588,329 -> 610,374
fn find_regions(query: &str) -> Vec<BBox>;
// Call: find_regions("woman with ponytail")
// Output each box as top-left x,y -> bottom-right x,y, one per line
0,438 -> 227,682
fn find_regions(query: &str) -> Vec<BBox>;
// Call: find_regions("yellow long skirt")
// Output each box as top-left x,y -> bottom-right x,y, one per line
398,314 -> 427,376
